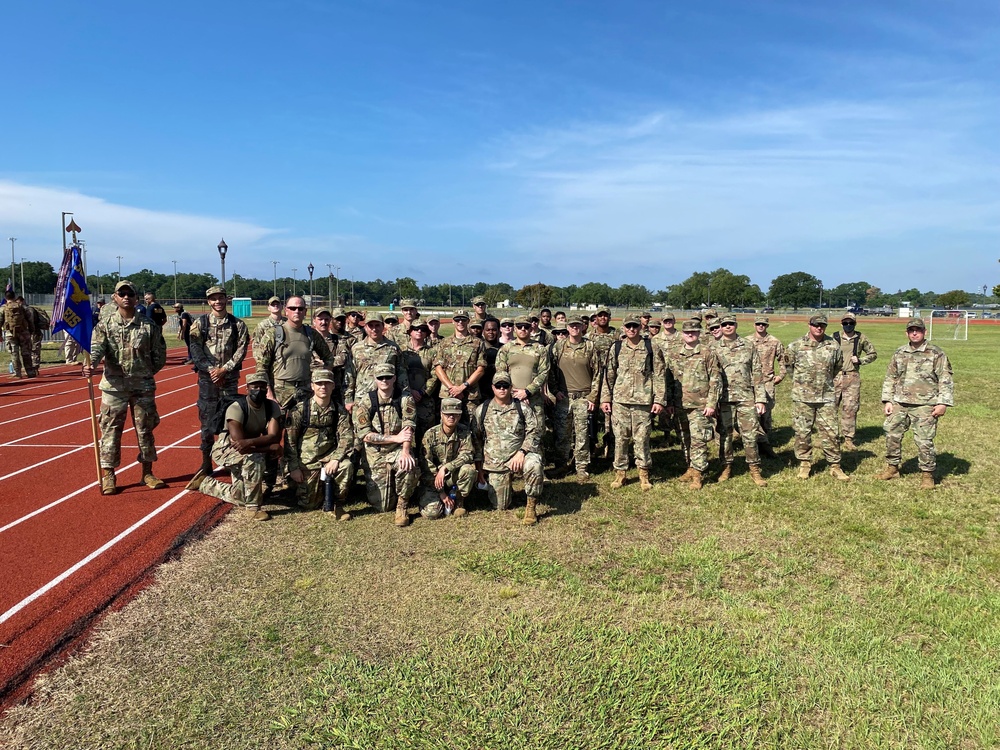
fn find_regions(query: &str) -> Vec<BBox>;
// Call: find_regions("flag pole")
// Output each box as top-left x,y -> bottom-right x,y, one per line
84,352 -> 102,486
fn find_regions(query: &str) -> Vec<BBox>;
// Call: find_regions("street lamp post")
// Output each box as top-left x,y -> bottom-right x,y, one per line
334,265 -> 340,304
291,269 -> 297,297
116,255 -> 123,278
172,260 -> 178,304
272,260 -> 279,298
819,282 -> 824,310
326,264 -> 333,305
7,237 -> 15,293
217,239 -> 228,293
307,263 -> 315,317
20,259 -> 25,298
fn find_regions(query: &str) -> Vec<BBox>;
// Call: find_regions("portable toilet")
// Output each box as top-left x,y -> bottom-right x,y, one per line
231,297 -> 253,318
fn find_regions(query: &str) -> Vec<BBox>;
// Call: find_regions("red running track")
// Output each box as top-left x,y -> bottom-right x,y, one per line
0,347 -> 248,711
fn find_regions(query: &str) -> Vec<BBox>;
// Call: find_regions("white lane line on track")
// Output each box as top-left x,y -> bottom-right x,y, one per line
0,485 -> 194,625
3,444 -> 204,450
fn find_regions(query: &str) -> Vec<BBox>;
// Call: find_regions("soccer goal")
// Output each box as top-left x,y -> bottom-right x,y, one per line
928,310 -> 969,341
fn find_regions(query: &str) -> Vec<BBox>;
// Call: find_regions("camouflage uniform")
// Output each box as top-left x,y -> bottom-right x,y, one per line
587,322 -> 617,451
749,321 -> 786,441
713,332 -> 765,466
418,422 -> 476,518
352,386 -> 419,512
601,335 -> 667,471
881,335 -> 954,472
550,337 -> 601,472
1,299 -> 36,378
665,341 -> 722,472
25,305 -> 44,370
200,396 -> 282,508
473,397 -> 543,511
433,333 -> 487,422
285,395 -> 355,509
252,315 -> 283,363
313,328 -> 355,404
784,327 -> 844,465
495,338 -> 551,429
402,340 -> 440,444
190,311 -> 250,453
346,336 -> 409,408
90,309 -> 167,468
255,323 -> 336,409
832,328 -> 877,443
653,326 -> 682,434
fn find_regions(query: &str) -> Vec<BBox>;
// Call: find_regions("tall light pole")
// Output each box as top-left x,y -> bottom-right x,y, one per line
291,269 -> 297,297
77,239 -> 87,280
326,263 -> 333,304
20,258 -> 25,298
307,263 -> 315,317
172,260 -> 178,304
819,281 -> 823,310
217,239 -> 228,293
334,265 -> 340,304
272,260 -> 279,298
116,255 -> 123,279
7,237 -> 15,291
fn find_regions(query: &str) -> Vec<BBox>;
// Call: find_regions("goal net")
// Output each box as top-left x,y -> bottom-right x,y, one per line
928,310 -> 969,341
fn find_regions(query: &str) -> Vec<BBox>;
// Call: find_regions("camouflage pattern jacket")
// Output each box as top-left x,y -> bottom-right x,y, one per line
713,336 -> 765,405
190,312 -> 249,376
285,398 -> 354,472
473,398 -> 541,472
750,333 -> 787,383
587,328 -> 617,364
600,338 -> 666,407
784,334 -> 843,403
666,344 -> 722,410
402,342 -> 439,399
420,424 -> 474,483
881,342 -> 954,406
352,388 -> 417,449
347,337 -> 409,405
433,335 -> 487,396
495,340 -> 551,399
251,316 -> 283,362
90,310 -> 167,393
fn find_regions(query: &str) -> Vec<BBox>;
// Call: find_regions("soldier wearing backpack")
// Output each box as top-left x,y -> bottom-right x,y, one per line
18,298 -> 49,371
1,290 -> 37,378
833,312 -> 877,451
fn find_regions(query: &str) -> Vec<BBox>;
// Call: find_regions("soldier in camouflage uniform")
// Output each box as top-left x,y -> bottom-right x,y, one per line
1,290 -> 37,378
401,319 -> 439,445
185,372 -> 282,521
480,317 -> 502,400
587,305 -> 617,456
877,317 -> 954,489
251,296 -> 284,362
346,312 -> 409,411
311,306 -> 355,404
471,296 -> 489,324
654,311 -> 682,440
664,320 -> 721,490
190,286 -> 250,474
433,309 -> 486,425
352,363 -> 419,525
600,313 -> 666,490
712,316 -> 768,486
285,369 -> 355,518
784,314 -> 849,480
832,311 -> 878,451
528,312 -> 551,347
473,370 -> 544,525
418,397 -> 476,519
82,280 -> 168,494
391,299 -> 422,347
496,315 -> 551,433
749,315 -> 785,457
18,298 -> 45,371
699,310 -> 719,346
426,313 -> 443,346
550,315 -> 601,481
344,308 -> 367,346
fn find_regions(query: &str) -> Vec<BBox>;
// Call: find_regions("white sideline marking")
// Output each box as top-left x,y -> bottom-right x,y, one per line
0,487 -> 192,625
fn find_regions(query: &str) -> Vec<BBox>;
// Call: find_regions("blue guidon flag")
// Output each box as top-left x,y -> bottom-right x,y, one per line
51,245 -> 93,352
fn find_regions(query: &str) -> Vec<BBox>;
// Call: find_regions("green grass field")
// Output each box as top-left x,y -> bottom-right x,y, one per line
3,318 -> 998,749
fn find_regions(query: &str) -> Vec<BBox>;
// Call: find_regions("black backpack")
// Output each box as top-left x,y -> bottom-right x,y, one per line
210,395 -> 276,435
368,387 -> 404,434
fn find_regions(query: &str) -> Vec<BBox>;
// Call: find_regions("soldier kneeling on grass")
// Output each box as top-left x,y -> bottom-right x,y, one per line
285,369 -> 355,520
418,397 -> 476,519
186,372 -> 283,521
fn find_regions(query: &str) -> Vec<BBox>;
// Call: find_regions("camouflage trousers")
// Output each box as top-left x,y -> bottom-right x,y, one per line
6,331 -> 36,377
274,379 -> 312,413
611,402 -> 653,471
718,402 -> 762,465
295,459 -> 355,510
682,408 -> 714,472
99,389 -> 159,469
63,336 -> 82,364
413,395 -> 438,451
884,403 -> 939,472
197,373 -> 240,452
418,463 -> 477,519
30,332 -> 42,369
551,395 -> 592,471
792,401 -> 841,464
757,381 -> 777,443
482,452 -> 543,511
833,371 -> 861,441
361,445 -> 420,512
201,435 -> 267,508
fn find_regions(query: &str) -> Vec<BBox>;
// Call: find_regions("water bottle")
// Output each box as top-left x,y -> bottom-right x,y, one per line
7,362 -> 13,375
446,485 -> 457,516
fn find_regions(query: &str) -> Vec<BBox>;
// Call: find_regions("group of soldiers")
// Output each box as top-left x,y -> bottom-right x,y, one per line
76,283 -> 955,526
1,290 -> 51,378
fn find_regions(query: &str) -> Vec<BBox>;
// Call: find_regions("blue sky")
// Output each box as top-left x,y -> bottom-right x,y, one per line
2,0 -> 999,295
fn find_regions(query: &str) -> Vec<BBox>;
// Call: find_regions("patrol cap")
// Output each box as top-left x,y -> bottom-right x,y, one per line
841,312 -> 857,322
566,315 -> 586,327
452,309 -> 471,321
399,298 -> 418,309
407,316 -> 428,332
267,295 -> 281,304
172,303 -> 183,310
384,313 -> 399,324
622,312 -> 642,326
640,311 -> 652,319
809,314 -> 828,326
492,369 -> 512,386
500,317 -> 514,325
471,296 -> 485,305
331,307 -> 347,319
682,319 -> 702,332
708,320 -> 722,330
906,317 -> 926,330
426,313 -> 441,323
647,320 -> 661,329
114,279 -> 136,294
365,311 -> 385,324
754,315 -> 770,325
440,397 -> 464,415
469,320 -> 484,329
373,363 -> 396,378
595,305 -> 611,315
704,309 -> 719,320
690,312 -> 703,321
528,311 -> 540,322
513,314 -> 531,325
313,307 -> 332,318
661,311 -> 675,322
719,314 -> 737,325
311,369 -> 336,383
246,372 -> 269,386
205,286 -> 226,298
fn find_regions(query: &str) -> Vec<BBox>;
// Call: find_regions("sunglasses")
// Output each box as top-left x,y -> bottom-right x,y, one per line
501,323 -> 513,327
493,382 -> 511,389
906,327 -> 923,332
375,375 -> 395,381
474,302 -> 485,306
721,322 -> 736,327
117,290 -> 136,298
454,318 -> 469,322
286,305 -> 306,311
268,301 -> 281,306
366,321 -> 384,327
554,330 -> 568,336
624,323 -> 640,329
709,326 -> 721,331
514,323 -> 531,330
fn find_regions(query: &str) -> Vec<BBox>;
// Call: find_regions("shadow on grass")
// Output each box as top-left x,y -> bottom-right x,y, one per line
854,425 -> 884,447
905,452 -> 971,478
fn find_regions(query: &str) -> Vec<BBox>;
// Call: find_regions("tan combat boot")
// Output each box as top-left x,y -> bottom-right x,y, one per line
678,467 -> 696,483
334,493 -> 353,521
843,437 -> 857,451
829,464 -> 850,482
250,505 -> 271,521
452,496 -> 467,518
717,464 -> 732,483
610,470 -> 627,489
797,461 -> 811,480
141,462 -> 167,490
185,469 -> 207,492
689,469 -> 703,490
522,497 -> 538,526
877,464 -> 900,481
100,468 -> 117,496
920,471 -> 936,489
394,497 -> 411,527
748,464 -> 768,487
638,468 -> 652,491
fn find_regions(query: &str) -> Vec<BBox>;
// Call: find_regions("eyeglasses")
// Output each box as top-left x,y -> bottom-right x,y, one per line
624,323 -> 640,329
721,322 -> 736,327
493,382 -> 511,389
375,375 -> 395,381
286,305 -> 305,311
554,330 -> 568,336
454,317 -> 469,323
474,302 -> 485,306
709,326 -> 721,331
906,327 -> 923,332
501,323 -> 513,328
117,291 -> 135,298
268,301 -> 281,306
810,323 -> 827,328
755,322 -> 768,326
514,323 -> 531,330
